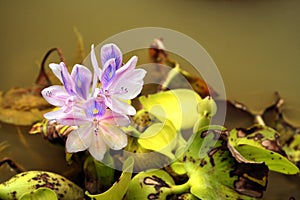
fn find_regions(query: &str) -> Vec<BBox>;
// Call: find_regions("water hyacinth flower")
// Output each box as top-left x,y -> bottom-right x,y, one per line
41,43 -> 146,161
91,44 -> 147,116
41,62 -> 92,119
64,99 -> 130,161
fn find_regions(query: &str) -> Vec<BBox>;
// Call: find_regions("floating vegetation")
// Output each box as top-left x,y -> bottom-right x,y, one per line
0,37 -> 299,200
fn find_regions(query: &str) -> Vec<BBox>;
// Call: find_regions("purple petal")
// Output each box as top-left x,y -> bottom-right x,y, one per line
61,63 -> 75,95
41,85 -> 69,107
100,124 -> 128,150
49,63 -> 63,83
71,64 -> 92,99
101,58 -> 116,89
101,43 -> 122,69
66,125 -> 93,153
91,45 -> 102,95
84,98 -> 106,118
88,133 -> 107,161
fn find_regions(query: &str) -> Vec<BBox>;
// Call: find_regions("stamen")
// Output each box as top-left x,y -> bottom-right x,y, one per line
121,87 -> 128,93
46,91 -> 52,97
93,119 -> 99,135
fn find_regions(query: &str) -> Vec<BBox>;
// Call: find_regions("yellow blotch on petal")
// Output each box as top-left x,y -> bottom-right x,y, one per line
93,108 -> 99,115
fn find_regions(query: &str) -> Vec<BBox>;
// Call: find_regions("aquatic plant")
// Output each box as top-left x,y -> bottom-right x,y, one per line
41,43 -> 146,161
0,39 -> 299,200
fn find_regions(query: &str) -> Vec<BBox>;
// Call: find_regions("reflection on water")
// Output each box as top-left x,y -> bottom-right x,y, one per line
0,0 -> 299,199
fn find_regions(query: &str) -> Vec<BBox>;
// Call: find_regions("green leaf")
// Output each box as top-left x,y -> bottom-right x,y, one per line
138,119 -> 177,159
169,161 -> 187,176
183,126 -> 268,199
20,188 -> 57,200
124,133 -> 170,172
126,169 -> 175,200
0,171 -> 84,200
233,145 -> 298,175
197,96 -> 217,117
228,125 -> 299,174
139,89 -> 202,130
85,157 -> 134,200
176,193 -> 199,200
283,134 -> 300,164
83,154 -> 115,194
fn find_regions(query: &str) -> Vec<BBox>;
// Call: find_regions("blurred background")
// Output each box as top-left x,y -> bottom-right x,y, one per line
0,0 -> 299,199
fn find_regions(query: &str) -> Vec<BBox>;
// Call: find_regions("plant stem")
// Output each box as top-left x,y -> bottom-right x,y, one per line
160,179 -> 191,198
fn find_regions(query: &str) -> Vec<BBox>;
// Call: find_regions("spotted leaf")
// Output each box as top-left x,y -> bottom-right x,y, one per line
228,125 -> 299,174
184,126 -> 268,199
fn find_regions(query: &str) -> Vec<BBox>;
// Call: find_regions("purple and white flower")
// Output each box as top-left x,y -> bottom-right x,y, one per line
91,44 -> 147,115
64,99 -> 130,161
41,62 -> 92,118
41,43 -> 145,161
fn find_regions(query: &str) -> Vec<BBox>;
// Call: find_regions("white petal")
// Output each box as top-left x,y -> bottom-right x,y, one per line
115,56 -> 137,76
101,109 -> 130,126
111,68 -> 146,100
100,124 -> 128,150
56,110 -> 91,126
41,85 -> 69,107
88,133 -> 107,161
66,125 -> 93,153
44,109 -> 67,120
91,44 -> 102,94
49,63 -> 63,83
109,98 -> 136,116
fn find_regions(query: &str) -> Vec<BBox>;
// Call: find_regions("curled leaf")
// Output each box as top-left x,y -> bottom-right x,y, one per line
85,157 -> 134,200
228,125 -> 299,174
84,155 -> 115,194
138,119 -> 177,159
139,89 -> 202,130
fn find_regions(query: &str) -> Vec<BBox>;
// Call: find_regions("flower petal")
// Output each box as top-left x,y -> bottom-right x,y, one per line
115,56 -> 138,77
84,98 -> 106,118
66,124 -> 93,153
110,68 -> 146,100
49,63 -> 63,83
101,43 -> 122,69
101,58 -> 116,89
56,110 -> 90,126
91,44 -> 102,94
88,133 -> 107,161
71,64 -> 92,99
44,108 -> 67,120
41,85 -> 69,107
61,63 -> 75,95
109,98 -> 136,116
101,109 -> 130,127
100,124 -> 128,150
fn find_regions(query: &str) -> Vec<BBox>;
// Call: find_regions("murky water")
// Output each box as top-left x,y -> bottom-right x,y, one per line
0,0 -> 299,199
